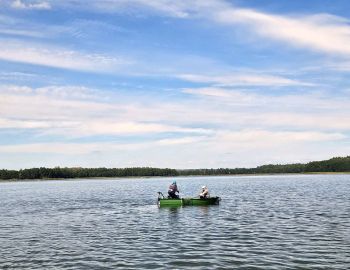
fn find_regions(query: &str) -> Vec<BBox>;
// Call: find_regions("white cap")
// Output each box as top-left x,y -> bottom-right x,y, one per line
202,186 -> 206,189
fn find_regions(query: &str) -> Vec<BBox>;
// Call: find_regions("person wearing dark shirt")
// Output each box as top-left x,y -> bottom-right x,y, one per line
168,181 -> 179,199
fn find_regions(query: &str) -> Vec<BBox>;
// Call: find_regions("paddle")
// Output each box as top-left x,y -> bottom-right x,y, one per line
157,191 -> 165,199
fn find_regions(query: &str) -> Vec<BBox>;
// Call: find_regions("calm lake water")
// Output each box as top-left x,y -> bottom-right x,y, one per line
0,174 -> 349,269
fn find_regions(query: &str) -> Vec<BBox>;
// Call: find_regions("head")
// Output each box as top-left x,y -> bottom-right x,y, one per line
202,186 -> 206,190
173,181 -> 177,185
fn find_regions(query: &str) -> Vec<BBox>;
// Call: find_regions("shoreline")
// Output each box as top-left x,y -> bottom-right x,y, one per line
1,172 -> 349,183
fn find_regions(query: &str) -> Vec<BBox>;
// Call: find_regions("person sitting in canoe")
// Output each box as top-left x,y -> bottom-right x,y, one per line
168,181 -> 179,199
199,186 -> 209,199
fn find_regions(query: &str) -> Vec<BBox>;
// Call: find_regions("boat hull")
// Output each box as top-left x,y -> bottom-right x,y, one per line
158,197 -> 220,207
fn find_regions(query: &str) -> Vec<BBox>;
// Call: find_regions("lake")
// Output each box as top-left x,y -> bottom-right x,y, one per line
0,174 -> 349,269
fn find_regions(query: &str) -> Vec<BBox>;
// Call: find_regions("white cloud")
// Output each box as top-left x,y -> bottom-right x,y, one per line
181,87 -> 350,132
183,86 -> 350,109
0,83 -> 349,168
3,83 -> 349,138
0,129 -> 347,169
156,136 -> 206,146
0,118 -> 69,129
48,0 -> 193,18
178,73 -> 312,87
0,72 -> 39,81
183,87 -> 254,103
55,121 -> 211,137
0,142 -> 119,154
0,85 -> 115,120
253,112 -> 350,131
0,85 -> 212,136
1,83 -> 349,149
211,6 -> 350,57
0,82 -> 349,170
0,129 -> 344,155
0,117 -> 210,137
113,0 -> 190,18
0,40 -> 130,72
0,28 -> 44,37
11,0 -> 51,10
43,0 -> 350,57
0,136 -> 207,154
214,130 -> 346,145
0,14 -> 48,40
326,61 -> 350,72
75,1 -> 350,57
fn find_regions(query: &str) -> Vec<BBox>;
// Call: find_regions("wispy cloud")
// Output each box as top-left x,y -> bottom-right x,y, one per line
36,0 -> 350,57
0,128 -> 344,155
0,40 -> 130,72
325,61 -> 350,72
0,28 -> 44,38
214,130 -> 346,145
183,87 -> 254,101
215,9 -> 350,57
11,0 -> 51,10
2,84 -> 350,142
46,0 -> 193,18
0,128 -> 346,170
178,73 -> 313,87
0,85 -> 212,137
0,71 -> 39,82
0,142 -> 132,154
182,86 -> 350,130
0,135 -> 207,154
0,82 -> 349,168
0,14 -> 47,39
49,121 -> 211,137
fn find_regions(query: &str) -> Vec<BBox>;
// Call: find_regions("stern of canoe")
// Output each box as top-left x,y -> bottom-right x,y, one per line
158,198 -> 182,207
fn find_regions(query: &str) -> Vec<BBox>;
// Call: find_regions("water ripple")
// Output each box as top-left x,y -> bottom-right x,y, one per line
0,175 -> 349,269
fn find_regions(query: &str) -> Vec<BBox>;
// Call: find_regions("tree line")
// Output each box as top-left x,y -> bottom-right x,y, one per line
179,156 -> 350,175
1,156 -> 350,180
0,167 -> 179,180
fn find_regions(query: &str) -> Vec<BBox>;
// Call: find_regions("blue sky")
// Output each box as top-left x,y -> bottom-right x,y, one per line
0,0 -> 349,169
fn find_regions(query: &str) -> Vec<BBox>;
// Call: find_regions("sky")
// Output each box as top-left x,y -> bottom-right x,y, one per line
0,0 -> 350,169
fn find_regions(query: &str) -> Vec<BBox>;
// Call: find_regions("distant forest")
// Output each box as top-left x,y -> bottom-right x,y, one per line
1,156 -> 350,180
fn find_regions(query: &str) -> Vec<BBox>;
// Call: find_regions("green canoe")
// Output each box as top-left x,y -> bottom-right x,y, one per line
158,193 -> 221,207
